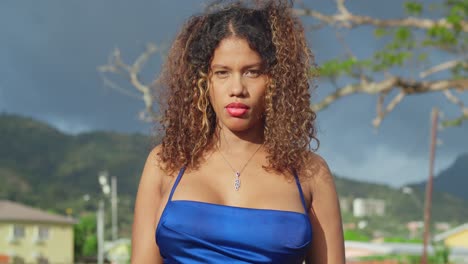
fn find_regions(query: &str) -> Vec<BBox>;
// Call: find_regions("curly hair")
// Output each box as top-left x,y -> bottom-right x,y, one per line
156,0 -> 319,177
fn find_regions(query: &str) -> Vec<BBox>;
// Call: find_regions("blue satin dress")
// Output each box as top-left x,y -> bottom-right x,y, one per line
156,167 -> 312,263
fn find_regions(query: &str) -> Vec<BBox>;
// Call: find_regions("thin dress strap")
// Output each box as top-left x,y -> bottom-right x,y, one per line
292,169 -> 308,214
167,166 -> 186,202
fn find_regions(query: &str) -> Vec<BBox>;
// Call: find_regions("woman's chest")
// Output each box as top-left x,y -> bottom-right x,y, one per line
156,199 -> 312,263
162,167 -> 312,214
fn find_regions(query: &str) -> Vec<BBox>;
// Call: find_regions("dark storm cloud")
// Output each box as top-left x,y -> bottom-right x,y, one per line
0,0 -> 466,185
0,0 -> 203,132
316,85 -> 467,186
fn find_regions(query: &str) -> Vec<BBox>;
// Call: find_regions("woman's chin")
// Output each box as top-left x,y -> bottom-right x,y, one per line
228,126 -> 250,132
221,120 -> 263,133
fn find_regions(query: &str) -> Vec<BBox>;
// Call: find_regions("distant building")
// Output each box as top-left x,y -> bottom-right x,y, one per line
345,241 -> 468,263
0,200 -> 76,264
339,197 -> 352,213
406,221 -> 424,238
435,222 -> 451,232
434,223 -> 468,249
353,198 -> 385,217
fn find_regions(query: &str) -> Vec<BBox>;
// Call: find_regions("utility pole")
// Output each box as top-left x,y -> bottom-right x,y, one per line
98,171 -> 118,241
97,200 -> 105,264
97,171 -> 110,263
111,176 -> 118,241
421,108 -> 438,264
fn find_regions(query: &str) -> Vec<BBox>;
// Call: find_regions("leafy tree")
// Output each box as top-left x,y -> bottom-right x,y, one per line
296,0 -> 467,128
74,214 -> 98,258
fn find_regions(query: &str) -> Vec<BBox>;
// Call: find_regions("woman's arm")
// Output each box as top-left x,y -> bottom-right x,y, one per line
131,146 -> 165,264
305,154 -> 345,264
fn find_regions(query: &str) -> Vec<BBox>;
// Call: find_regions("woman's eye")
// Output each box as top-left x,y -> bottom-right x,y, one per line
244,70 -> 260,78
214,71 -> 229,78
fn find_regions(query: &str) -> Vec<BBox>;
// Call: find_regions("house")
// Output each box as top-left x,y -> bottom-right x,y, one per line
345,241 -> 468,264
434,223 -> 468,248
0,200 -> 76,264
353,198 -> 386,217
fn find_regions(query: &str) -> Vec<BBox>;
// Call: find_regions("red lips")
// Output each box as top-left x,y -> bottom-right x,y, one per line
225,102 -> 249,117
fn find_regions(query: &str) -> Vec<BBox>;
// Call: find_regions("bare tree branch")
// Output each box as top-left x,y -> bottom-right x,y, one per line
336,0 -> 351,17
133,43 -> 158,73
306,22 -> 328,31
376,93 -> 385,118
98,44 -> 160,122
443,90 -> 465,109
420,60 -> 468,78
373,91 -> 406,127
311,77 -> 468,112
101,76 -> 141,99
293,5 -> 468,32
440,90 -> 468,127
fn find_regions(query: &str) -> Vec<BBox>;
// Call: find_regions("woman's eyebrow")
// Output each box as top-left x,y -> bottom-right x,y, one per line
211,64 -> 230,69
211,62 -> 263,70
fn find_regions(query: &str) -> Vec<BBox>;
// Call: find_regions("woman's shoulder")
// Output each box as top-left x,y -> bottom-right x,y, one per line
147,144 -> 165,173
300,151 -> 334,191
139,145 -> 172,191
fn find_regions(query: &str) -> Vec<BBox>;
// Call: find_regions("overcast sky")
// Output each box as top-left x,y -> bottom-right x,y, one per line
1,0 -> 466,187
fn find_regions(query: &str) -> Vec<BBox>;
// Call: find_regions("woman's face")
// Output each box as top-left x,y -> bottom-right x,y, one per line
209,36 -> 268,132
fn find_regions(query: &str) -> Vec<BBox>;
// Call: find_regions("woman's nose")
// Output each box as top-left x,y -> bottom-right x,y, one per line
229,74 -> 246,97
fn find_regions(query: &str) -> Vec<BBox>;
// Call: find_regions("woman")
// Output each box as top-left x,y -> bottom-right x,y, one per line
132,1 -> 345,263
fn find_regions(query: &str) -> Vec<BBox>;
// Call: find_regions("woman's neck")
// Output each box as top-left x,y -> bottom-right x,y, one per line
215,124 -> 264,154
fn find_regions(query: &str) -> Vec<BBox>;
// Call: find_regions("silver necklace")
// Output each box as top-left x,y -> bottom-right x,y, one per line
217,143 -> 263,191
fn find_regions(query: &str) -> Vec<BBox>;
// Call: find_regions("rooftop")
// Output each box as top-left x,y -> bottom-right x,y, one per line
0,200 -> 76,224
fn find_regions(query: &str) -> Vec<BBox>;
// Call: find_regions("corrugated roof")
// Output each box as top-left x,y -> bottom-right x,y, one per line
0,200 -> 76,224
434,223 -> 468,242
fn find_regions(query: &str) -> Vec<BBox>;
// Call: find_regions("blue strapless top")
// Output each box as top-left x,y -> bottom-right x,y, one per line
156,167 -> 312,263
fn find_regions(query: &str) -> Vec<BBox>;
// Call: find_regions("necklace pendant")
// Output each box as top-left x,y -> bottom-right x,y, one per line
234,172 -> 241,191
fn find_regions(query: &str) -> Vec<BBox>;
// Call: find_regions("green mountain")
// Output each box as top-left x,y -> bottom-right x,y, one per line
0,113 -> 153,234
1,113 -> 467,237
335,175 -> 468,223
409,154 -> 468,201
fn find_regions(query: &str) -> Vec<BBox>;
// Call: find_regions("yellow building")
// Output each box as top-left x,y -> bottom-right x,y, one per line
434,223 -> 468,248
0,200 -> 76,264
